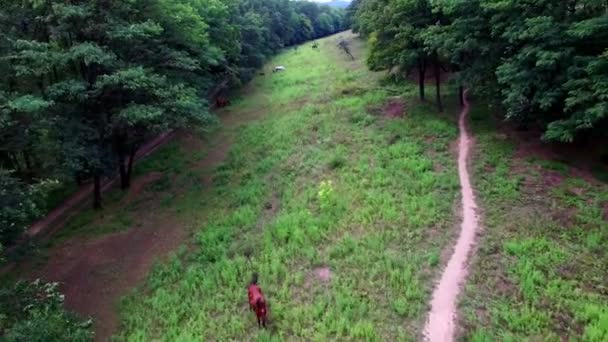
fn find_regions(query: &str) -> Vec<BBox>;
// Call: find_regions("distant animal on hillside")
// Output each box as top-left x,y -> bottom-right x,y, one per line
273,66 -> 285,73
247,273 -> 268,328
312,42 -> 319,49
215,96 -> 230,108
259,72 -> 266,76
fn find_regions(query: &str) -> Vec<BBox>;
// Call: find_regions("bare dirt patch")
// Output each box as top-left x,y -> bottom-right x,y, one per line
34,214 -> 186,341
542,170 -> 565,187
383,99 -> 405,118
124,172 -> 163,204
201,138 -> 234,186
552,207 -> 578,226
602,202 -> 608,222
408,66 -> 450,85
509,125 -> 607,184
567,187 -> 586,197
313,266 -> 332,283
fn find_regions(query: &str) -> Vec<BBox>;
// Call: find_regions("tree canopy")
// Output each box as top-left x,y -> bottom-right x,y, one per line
350,0 -> 608,142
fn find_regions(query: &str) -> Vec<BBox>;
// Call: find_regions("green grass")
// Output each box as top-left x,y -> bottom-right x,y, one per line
460,103 -> 608,341
114,33 -> 461,341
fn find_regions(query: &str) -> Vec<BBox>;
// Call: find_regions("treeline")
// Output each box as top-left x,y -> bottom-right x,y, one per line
349,0 -> 608,142
0,0 -> 346,250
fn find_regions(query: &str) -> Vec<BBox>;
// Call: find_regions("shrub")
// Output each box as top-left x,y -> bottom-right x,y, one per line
0,280 -> 92,341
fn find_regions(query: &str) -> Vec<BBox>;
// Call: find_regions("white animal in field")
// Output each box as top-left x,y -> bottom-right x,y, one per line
273,66 -> 285,72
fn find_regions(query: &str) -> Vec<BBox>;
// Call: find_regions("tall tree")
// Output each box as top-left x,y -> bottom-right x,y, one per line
353,0 -> 608,141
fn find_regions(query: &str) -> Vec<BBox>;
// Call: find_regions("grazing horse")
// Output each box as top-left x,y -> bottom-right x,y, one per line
247,273 -> 268,328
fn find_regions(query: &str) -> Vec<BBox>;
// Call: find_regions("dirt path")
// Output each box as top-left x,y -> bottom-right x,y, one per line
424,90 -> 480,341
38,213 -> 185,341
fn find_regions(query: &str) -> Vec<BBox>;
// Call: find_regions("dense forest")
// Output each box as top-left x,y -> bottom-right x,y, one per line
0,0 -> 346,250
348,0 -> 608,142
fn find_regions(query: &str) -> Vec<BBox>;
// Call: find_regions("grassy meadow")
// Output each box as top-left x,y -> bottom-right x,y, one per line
113,32 -> 461,341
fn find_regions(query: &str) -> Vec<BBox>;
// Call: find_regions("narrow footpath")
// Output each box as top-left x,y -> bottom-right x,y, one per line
424,91 -> 481,341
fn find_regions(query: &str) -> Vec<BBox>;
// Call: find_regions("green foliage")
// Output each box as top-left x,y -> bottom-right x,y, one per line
0,171 -> 58,249
0,0 -> 348,247
0,280 -> 92,341
353,0 -> 608,142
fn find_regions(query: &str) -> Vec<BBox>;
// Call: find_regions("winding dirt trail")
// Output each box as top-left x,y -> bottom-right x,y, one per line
424,91 -> 480,341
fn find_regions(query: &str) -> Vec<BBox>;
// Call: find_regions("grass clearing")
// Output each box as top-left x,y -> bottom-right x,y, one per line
460,103 -> 608,341
113,33 -> 461,340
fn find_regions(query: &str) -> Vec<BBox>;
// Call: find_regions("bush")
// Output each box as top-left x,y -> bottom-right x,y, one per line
0,280 -> 92,341
0,171 -> 59,250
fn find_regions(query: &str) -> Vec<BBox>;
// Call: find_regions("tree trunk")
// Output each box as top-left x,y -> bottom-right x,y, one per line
115,132 -> 131,190
459,85 -> 465,107
23,151 -> 32,173
93,173 -> 102,209
75,172 -> 83,186
418,58 -> 426,101
434,52 -> 443,112
125,145 -> 137,189
119,152 -> 128,190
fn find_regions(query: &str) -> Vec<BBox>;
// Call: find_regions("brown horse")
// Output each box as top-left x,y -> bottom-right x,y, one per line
247,273 -> 268,328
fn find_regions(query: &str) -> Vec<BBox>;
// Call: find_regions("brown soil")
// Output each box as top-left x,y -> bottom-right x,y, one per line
124,172 -> 163,204
542,170 -> 566,187
567,187 -> 586,197
35,214 -> 185,341
199,134 -> 234,186
383,99 -> 405,118
313,266 -> 332,283
552,206 -> 578,226
602,202 -> 608,222
509,125 -> 607,184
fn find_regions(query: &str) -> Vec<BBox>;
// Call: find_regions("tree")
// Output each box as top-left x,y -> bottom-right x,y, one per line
361,0 -> 436,103
4,1 -> 213,208
0,0 -> 347,236
353,0 -> 608,142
